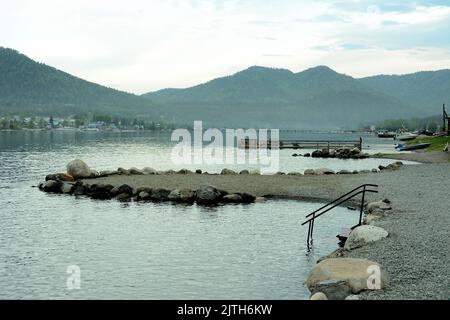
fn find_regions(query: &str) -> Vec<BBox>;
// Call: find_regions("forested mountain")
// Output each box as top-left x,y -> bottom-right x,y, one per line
2,47 -> 448,129
359,70 -> 450,111
142,66 -> 422,128
0,47 -> 157,119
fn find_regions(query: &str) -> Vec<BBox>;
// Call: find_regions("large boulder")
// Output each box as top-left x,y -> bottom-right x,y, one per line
304,169 -> 315,175
150,188 -> 171,201
306,258 -> 388,293
67,159 -> 92,179
168,188 -> 195,203
344,225 -> 388,250
311,280 -> 352,300
196,185 -> 224,205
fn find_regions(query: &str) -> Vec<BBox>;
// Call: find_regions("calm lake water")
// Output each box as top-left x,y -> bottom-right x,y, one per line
0,131 -> 409,299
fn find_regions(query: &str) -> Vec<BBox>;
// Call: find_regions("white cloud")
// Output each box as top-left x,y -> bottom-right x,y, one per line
1,0 -> 449,93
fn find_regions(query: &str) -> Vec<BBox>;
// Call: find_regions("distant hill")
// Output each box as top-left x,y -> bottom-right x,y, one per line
143,65 -> 447,128
2,47 -> 448,129
0,47 -> 156,119
359,70 -> 450,111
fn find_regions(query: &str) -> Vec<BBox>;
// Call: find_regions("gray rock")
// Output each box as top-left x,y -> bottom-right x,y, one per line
178,168 -> 193,174
137,191 -> 151,201
117,167 -> 130,175
196,185 -> 223,205
88,183 -> 115,199
150,188 -> 171,201
116,193 -> 131,202
312,280 -> 352,300
239,170 -> 249,175
195,169 -> 202,174
287,171 -> 302,176
221,168 -> 237,175
371,168 -> 378,173
142,167 -> 157,175
344,225 -> 389,250
42,180 -> 63,193
315,168 -> 335,175
223,193 -> 244,203
304,169 -> 315,175
310,292 -> 327,300
129,167 -> 144,175
337,170 -> 351,174
117,184 -> 133,196
303,153 -> 311,157
67,159 -> 91,179
168,188 -> 195,203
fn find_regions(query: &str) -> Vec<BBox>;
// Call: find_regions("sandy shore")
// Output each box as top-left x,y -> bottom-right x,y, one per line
81,162 -> 450,299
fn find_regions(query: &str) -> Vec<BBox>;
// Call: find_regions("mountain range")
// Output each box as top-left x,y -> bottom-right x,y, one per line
1,47 -> 449,128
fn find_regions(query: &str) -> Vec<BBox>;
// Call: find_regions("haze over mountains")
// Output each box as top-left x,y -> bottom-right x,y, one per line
1,47 -> 449,129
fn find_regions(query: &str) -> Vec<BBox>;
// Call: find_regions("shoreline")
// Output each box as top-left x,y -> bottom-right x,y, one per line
371,150 -> 449,164
39,160 -> 450,299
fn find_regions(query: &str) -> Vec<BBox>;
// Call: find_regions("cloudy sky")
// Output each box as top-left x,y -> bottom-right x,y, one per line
2,0 -> 450,93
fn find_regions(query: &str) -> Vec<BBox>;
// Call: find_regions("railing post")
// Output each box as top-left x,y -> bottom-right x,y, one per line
307,221 -> 311,251
359,185 -> 366,226
310,214 -> 314,247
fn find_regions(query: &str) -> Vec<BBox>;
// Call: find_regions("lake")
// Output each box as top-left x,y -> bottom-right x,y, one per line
0,131 -> 409,299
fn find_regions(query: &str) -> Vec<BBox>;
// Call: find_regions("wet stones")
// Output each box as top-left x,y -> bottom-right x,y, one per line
195,185 -> 224,205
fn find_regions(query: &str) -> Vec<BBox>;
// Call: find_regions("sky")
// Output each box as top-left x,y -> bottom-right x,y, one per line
1,0 -> 450,94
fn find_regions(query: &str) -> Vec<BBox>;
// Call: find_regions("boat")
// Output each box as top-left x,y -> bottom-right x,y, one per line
395,132 -> 418,141
395,143 -> 431,151
377,130 -> 396,138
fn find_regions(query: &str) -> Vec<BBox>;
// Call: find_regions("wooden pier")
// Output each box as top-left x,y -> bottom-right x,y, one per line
239,137 -> 362,150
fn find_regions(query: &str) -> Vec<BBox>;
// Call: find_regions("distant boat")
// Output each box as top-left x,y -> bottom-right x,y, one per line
395,143 -> 431,151
395,132 -> 418,141
377,130 -> 396,138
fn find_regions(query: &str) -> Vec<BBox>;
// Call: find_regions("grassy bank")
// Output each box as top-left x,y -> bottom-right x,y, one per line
407,135 -> 450,152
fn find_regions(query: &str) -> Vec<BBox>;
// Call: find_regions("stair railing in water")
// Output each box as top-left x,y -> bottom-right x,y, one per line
301,184 -> 378,252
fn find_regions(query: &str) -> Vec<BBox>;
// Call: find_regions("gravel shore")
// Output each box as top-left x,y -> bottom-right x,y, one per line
82,163 -> 450,299
371,151 -> 450,164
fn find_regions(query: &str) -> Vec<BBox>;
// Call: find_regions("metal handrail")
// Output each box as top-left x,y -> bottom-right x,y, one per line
302,184 -> 378,252
304,184 -> 378,219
